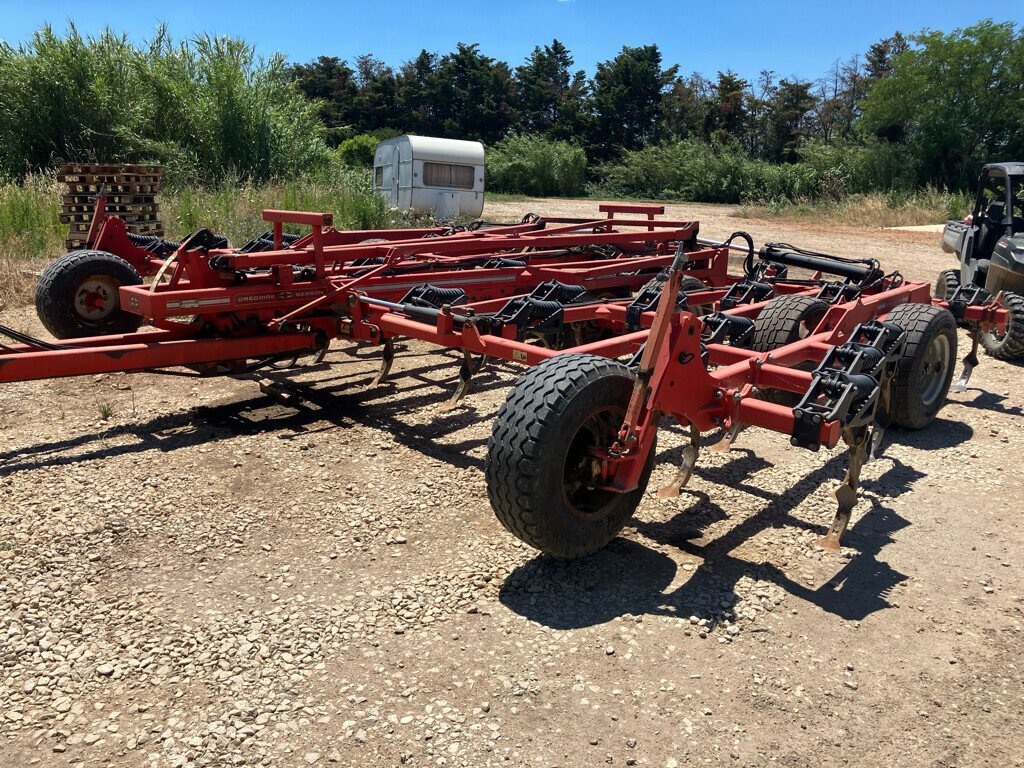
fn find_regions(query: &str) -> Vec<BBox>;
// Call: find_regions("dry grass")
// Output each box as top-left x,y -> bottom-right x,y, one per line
0,171 -> 390,310
738,189 -> 971,228
0,242 -> 47,311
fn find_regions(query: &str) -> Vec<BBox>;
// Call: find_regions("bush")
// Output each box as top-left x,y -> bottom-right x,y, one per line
335,129 -> 402,168
598,140 -> 819,204
796,139 -> 919,195
487,135 -> 587,197
0,24 -> 330,184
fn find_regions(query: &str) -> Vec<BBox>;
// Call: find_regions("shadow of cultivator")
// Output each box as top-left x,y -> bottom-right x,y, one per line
1,202 -> 1011,559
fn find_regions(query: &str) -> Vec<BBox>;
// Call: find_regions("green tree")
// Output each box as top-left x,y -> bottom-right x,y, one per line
590,45 -> 678,160
350,55 -> 402,134
395,50 -> 441,134
860,21 -> 1024,187
708,71 -> 749,144
661,72 -> 714,141
865,32 -> 909,82
513,39 -> 590,140
430,43 -> 515,144
288,56 -> 357,144
764,79 -> 817,162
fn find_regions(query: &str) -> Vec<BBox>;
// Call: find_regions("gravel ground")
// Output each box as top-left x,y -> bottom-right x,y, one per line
1,199 -> 1023,768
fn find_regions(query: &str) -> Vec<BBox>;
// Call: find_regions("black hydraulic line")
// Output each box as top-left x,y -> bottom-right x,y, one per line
359,295 -> 474,327
0,323 -> 66,351
759,243 -> 881,283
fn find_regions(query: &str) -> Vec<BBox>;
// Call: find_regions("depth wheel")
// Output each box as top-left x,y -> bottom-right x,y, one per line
485,354 -> 656,558
751,294 -> 829,405
35,250 -> 143,339
981,291 -> 1024,360
884,303 -> 957,429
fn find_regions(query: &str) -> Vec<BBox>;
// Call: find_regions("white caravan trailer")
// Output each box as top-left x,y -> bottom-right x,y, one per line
372,135 -> 485,219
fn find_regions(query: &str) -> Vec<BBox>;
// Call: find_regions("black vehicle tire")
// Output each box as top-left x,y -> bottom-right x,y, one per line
934,269 -> 960,301
751,294 -> 830,405
639,275 -> 711,316
884,303 -> 957,429
35,250 -> 143,339
485,354 -> 657,559
980,291 -> 1024,360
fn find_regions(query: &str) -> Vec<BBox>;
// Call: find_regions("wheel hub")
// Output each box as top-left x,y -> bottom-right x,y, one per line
562,406 -> 624,520
74,277 -> 119,322
920,334 -> 951,407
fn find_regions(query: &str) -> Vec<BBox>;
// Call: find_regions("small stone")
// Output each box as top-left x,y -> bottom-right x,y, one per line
666,759 -> 679,768
304,753 -> 320,765
606,646 -> 615,656
845,681 -> 859,690
96,664 -> 115,677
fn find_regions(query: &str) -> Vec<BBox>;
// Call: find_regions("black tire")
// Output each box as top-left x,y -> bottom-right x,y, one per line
485,354 -> 657,558
751,294 -> 829,405
35,250 -> 143,339
639,275 -> 711,316
934,269 -> 960,301
884,303 -> 957,429
981,291 -> 1024,360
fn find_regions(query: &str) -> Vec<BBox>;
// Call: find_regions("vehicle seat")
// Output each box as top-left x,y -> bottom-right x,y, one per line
976,201 -> 1006,260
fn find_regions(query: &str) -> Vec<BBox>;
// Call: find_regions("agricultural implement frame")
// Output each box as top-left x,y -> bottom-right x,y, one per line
0,204 -> 1010,559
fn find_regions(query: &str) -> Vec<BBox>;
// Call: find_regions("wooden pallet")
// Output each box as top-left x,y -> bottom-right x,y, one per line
65,182 -> 160,195
59,163 -> 164,247
61,201 -> 160,215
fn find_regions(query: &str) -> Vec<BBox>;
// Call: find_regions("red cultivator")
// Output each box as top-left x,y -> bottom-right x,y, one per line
1,204 -> 1010,558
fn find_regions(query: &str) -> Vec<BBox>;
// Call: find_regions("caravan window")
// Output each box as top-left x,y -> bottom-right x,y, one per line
423,162 -> 474,190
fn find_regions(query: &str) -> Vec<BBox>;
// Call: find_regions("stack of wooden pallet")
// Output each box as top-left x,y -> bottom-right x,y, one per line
57,163 -> 163,250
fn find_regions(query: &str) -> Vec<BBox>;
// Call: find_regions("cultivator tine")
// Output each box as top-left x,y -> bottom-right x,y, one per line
371,339 -> 395,386
442,349 -> 487,410
708,423 -> 745,452
951,327 -> 980,393
868,371 -> 894,462
657,427 -> 700,498
817,427 -> 869,553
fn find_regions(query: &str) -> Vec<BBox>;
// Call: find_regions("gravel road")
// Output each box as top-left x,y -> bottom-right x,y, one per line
1,199 -> 1022,767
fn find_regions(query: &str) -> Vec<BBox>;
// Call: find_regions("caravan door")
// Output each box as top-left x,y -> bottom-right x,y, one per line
378,145 -> 399,208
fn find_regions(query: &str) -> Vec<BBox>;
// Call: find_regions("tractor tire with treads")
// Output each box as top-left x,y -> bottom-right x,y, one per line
751,294 -> 829,405
980,291 -> 1024,360
485,354 -> 656,559
934,269 -> 960,301
884,302 -> 957,429
35,250 -> 143,339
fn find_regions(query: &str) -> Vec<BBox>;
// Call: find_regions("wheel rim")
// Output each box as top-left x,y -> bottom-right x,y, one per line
561,405 -> 625,520
73,276 -> 120,323
984,313 -> 1010,346
920,334 -> 951,407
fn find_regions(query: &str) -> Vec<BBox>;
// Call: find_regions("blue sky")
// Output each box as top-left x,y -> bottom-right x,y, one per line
1,0 -> 1020,82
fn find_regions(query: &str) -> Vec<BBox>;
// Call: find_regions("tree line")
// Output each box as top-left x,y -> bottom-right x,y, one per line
289,21 -> 1024,192
0,21 -> 1020,200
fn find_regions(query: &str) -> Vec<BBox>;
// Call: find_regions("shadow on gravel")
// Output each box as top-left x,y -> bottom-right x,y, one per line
501,419 -> 972,630
0,349 -> 519,476
949,389 -> 1023,418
